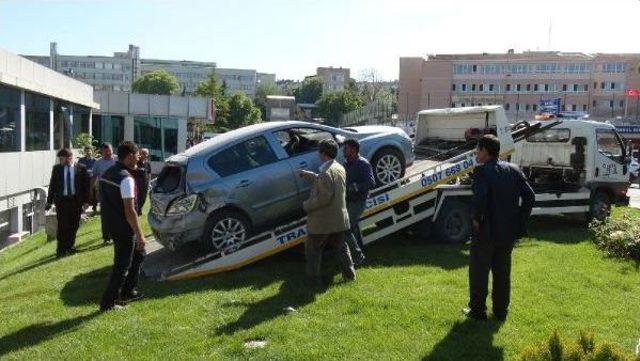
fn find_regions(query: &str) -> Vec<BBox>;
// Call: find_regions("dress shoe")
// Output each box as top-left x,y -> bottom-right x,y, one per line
120,290 -> 144,303
462,307 -> 487,320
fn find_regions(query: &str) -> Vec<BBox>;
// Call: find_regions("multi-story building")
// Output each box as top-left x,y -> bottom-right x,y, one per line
22,42 -> 275,98
140,59 -> 216,94
24,42 -> 139,92
0,47 -> 98,248
317,66 -> 350,93
399,51 -> 640,121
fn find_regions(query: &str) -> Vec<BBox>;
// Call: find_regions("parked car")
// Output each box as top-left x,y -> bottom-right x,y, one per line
149,121 -> 414,252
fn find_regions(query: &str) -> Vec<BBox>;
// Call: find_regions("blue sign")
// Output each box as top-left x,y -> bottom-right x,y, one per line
539,98 -> 562,114
616,126 -> 640,134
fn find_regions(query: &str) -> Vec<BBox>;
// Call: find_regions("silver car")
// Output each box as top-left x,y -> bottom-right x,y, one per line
149,121 -> 414,252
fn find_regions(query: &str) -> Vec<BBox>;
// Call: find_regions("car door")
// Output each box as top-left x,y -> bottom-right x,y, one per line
593,128 -> 628,184
271,127 -> 335,202
208,136 -> 300,229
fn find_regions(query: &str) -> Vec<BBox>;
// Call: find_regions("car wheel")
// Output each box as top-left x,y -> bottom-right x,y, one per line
435,200 -> 471,244
372,148 -> 405,186
201,210 -> 252,254
589,191 -> 611,222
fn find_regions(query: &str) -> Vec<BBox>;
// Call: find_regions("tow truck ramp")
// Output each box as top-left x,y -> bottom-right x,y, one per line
146,119 -> 562,281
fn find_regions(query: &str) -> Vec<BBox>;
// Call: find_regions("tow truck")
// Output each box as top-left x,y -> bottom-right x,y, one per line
143,106 -> 631,281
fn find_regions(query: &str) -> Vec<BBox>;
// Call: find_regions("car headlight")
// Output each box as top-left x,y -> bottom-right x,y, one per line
166,194 -> 198,216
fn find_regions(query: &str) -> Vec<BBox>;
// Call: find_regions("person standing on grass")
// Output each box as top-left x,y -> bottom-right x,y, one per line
135,148 -> 152,215
342,139 -> 375,267
45,148 -> 90,258
99,142 -> 146,312
298,139 -> 355,286
92,142 -> 117,243
464,135 -> 535,321
77,146 -> 97,212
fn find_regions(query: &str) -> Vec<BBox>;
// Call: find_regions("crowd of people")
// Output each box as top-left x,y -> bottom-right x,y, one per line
45,134 -> 535,320
46,141 -> 151,311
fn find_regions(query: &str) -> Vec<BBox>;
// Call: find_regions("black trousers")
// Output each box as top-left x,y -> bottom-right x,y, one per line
468,239 -> 513,317
100,233 -> 145,309
137,182 -> 149,216
55,197 -> 82,255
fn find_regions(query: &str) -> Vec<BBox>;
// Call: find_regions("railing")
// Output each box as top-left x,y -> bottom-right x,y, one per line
338,98 -> 394,127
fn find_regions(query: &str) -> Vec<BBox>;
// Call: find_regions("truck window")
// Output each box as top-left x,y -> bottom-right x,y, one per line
208,136 -> 278,177
526,128 -> 570,143
596,129 -> 625,160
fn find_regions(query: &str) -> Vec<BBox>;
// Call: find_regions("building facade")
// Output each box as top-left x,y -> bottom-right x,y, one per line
23,42 -> 276,97
0,47 -> 98,248
317,66 -> 350,93
92,91 -> 212,172
399,51 -> 640,121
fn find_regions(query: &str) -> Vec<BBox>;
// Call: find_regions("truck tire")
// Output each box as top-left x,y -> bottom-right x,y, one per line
589,191 -> 611,222
435,199 -> 472,244
372,148 -> 405,186
201,209 -> 252,254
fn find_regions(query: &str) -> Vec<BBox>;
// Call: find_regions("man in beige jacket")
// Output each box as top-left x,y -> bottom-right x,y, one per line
299,139 -> 356,285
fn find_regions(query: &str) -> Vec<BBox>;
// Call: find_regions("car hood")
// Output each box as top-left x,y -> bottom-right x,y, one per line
345,125 -> 409,137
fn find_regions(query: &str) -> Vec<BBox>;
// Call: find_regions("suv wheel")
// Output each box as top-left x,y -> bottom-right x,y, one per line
201,210 -> 251,254
372,148 -> 405,186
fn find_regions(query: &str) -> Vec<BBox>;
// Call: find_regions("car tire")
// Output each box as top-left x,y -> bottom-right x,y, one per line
372,147 -> 405,186
434,199 -> 472,244
201,209 -> 252,254
589,191 -> 611,222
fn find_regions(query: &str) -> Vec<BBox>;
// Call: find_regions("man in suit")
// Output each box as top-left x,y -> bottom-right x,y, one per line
46,148 -> 90,257
464,135 -> 535,321
299,139 -> 355,286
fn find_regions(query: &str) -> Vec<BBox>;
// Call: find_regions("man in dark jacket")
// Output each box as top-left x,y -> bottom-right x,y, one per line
46,148 -> 90,257
135,148 -> 152,215
343,139 -> 376,266
464,135 -> 535,321
99,142 -> 146,311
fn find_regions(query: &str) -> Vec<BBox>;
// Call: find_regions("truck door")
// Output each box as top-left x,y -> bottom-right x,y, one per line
593,128 -> 628,184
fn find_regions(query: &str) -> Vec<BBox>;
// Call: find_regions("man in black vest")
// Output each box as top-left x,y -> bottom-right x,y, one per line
45,148 -> 90,257
99,142 -> 146,311
464,135 -> 535,321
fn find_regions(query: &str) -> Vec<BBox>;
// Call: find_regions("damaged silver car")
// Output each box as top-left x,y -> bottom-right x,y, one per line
149,121 -> 413,253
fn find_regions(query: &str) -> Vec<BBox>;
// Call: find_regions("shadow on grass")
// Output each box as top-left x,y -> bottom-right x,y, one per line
0,311 -> 100,358
423,319 -> 504,361
526,215 -> 589,245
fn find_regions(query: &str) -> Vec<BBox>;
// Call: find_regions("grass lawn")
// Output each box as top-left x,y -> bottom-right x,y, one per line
1,207 -> 639,360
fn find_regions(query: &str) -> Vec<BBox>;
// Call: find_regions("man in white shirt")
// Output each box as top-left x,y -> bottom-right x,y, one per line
45,148 -> 90,257
98,142 -> 146,311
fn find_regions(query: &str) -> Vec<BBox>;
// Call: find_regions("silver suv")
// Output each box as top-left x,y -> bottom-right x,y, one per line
149,121 -> 414,253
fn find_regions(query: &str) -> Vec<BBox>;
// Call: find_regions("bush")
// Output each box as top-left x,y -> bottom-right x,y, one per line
517,330 -> 638,361
589,209 -> 640,262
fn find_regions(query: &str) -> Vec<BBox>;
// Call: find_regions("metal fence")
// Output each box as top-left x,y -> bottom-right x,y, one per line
338,98 -> 394,127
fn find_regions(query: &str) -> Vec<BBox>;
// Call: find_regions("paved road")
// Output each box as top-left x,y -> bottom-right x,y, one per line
628,184 -> 640,208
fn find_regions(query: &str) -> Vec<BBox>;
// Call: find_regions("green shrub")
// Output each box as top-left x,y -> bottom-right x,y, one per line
589,210 -> 640,262
517,330 -> 638,361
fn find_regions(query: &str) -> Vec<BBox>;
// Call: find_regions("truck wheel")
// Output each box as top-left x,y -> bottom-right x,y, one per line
201,210 -> 252,254
435,200 -> 471,244
372,148 -> 405,186
589,191 -> 611,222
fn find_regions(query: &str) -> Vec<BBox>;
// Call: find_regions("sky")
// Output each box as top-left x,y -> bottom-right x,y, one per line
1,0 -> 640,81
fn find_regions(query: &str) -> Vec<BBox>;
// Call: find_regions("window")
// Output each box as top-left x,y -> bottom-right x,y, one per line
516,103 -> 520,111
506,84 -> 511,92
0,85 -> 21,152
571,104 -> 577,111
573,84 -> 578,92
92,114 -> 124,147
113,63 -> 122,70
600,82 -> 605,89
505,103 -> 510,110
562,84 -> 568,91
583,84 -> 588,92
472,65 -> 477,73
534,84 -> 538,91
489,84 -> 494,92
525,104 -> 530,111
620,100 -> 624,108
452,84 -> 456,91
596,129 -> 624,160
208,136 -> 277,177
25,92 -> 51,151
583,104 -> 587,111
594,82 -> 598,89
544,84 -> 549,92
609,100 -> 614,108
72,106 -> 91,145
527,128 -> 571,143
96,62 -> 103,69
516,84 -> 521,92
479,84 -> 483,92
610,82 -> 616,90
593,100 -> 597,108
461,84 -> 467,92
274,128 -> 334,156
53,101 -> 71,149
471,84 -> 476,92
526,84 -> 531,91
533,104 -> 538,111
134,116 -> 179,161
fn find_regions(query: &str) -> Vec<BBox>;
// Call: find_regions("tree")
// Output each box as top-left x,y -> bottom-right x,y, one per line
132,70 -> 180,95
293,76 -> 324,104
254,82 -> 282,120
316,90 -> 364,125
224,92 -> 262,131
195,70 -> 230,127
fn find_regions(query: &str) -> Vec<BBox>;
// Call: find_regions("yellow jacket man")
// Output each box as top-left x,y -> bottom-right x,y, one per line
299,139 -> 356,285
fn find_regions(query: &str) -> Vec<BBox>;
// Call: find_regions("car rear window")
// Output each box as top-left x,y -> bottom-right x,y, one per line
155,165 -> 182,193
